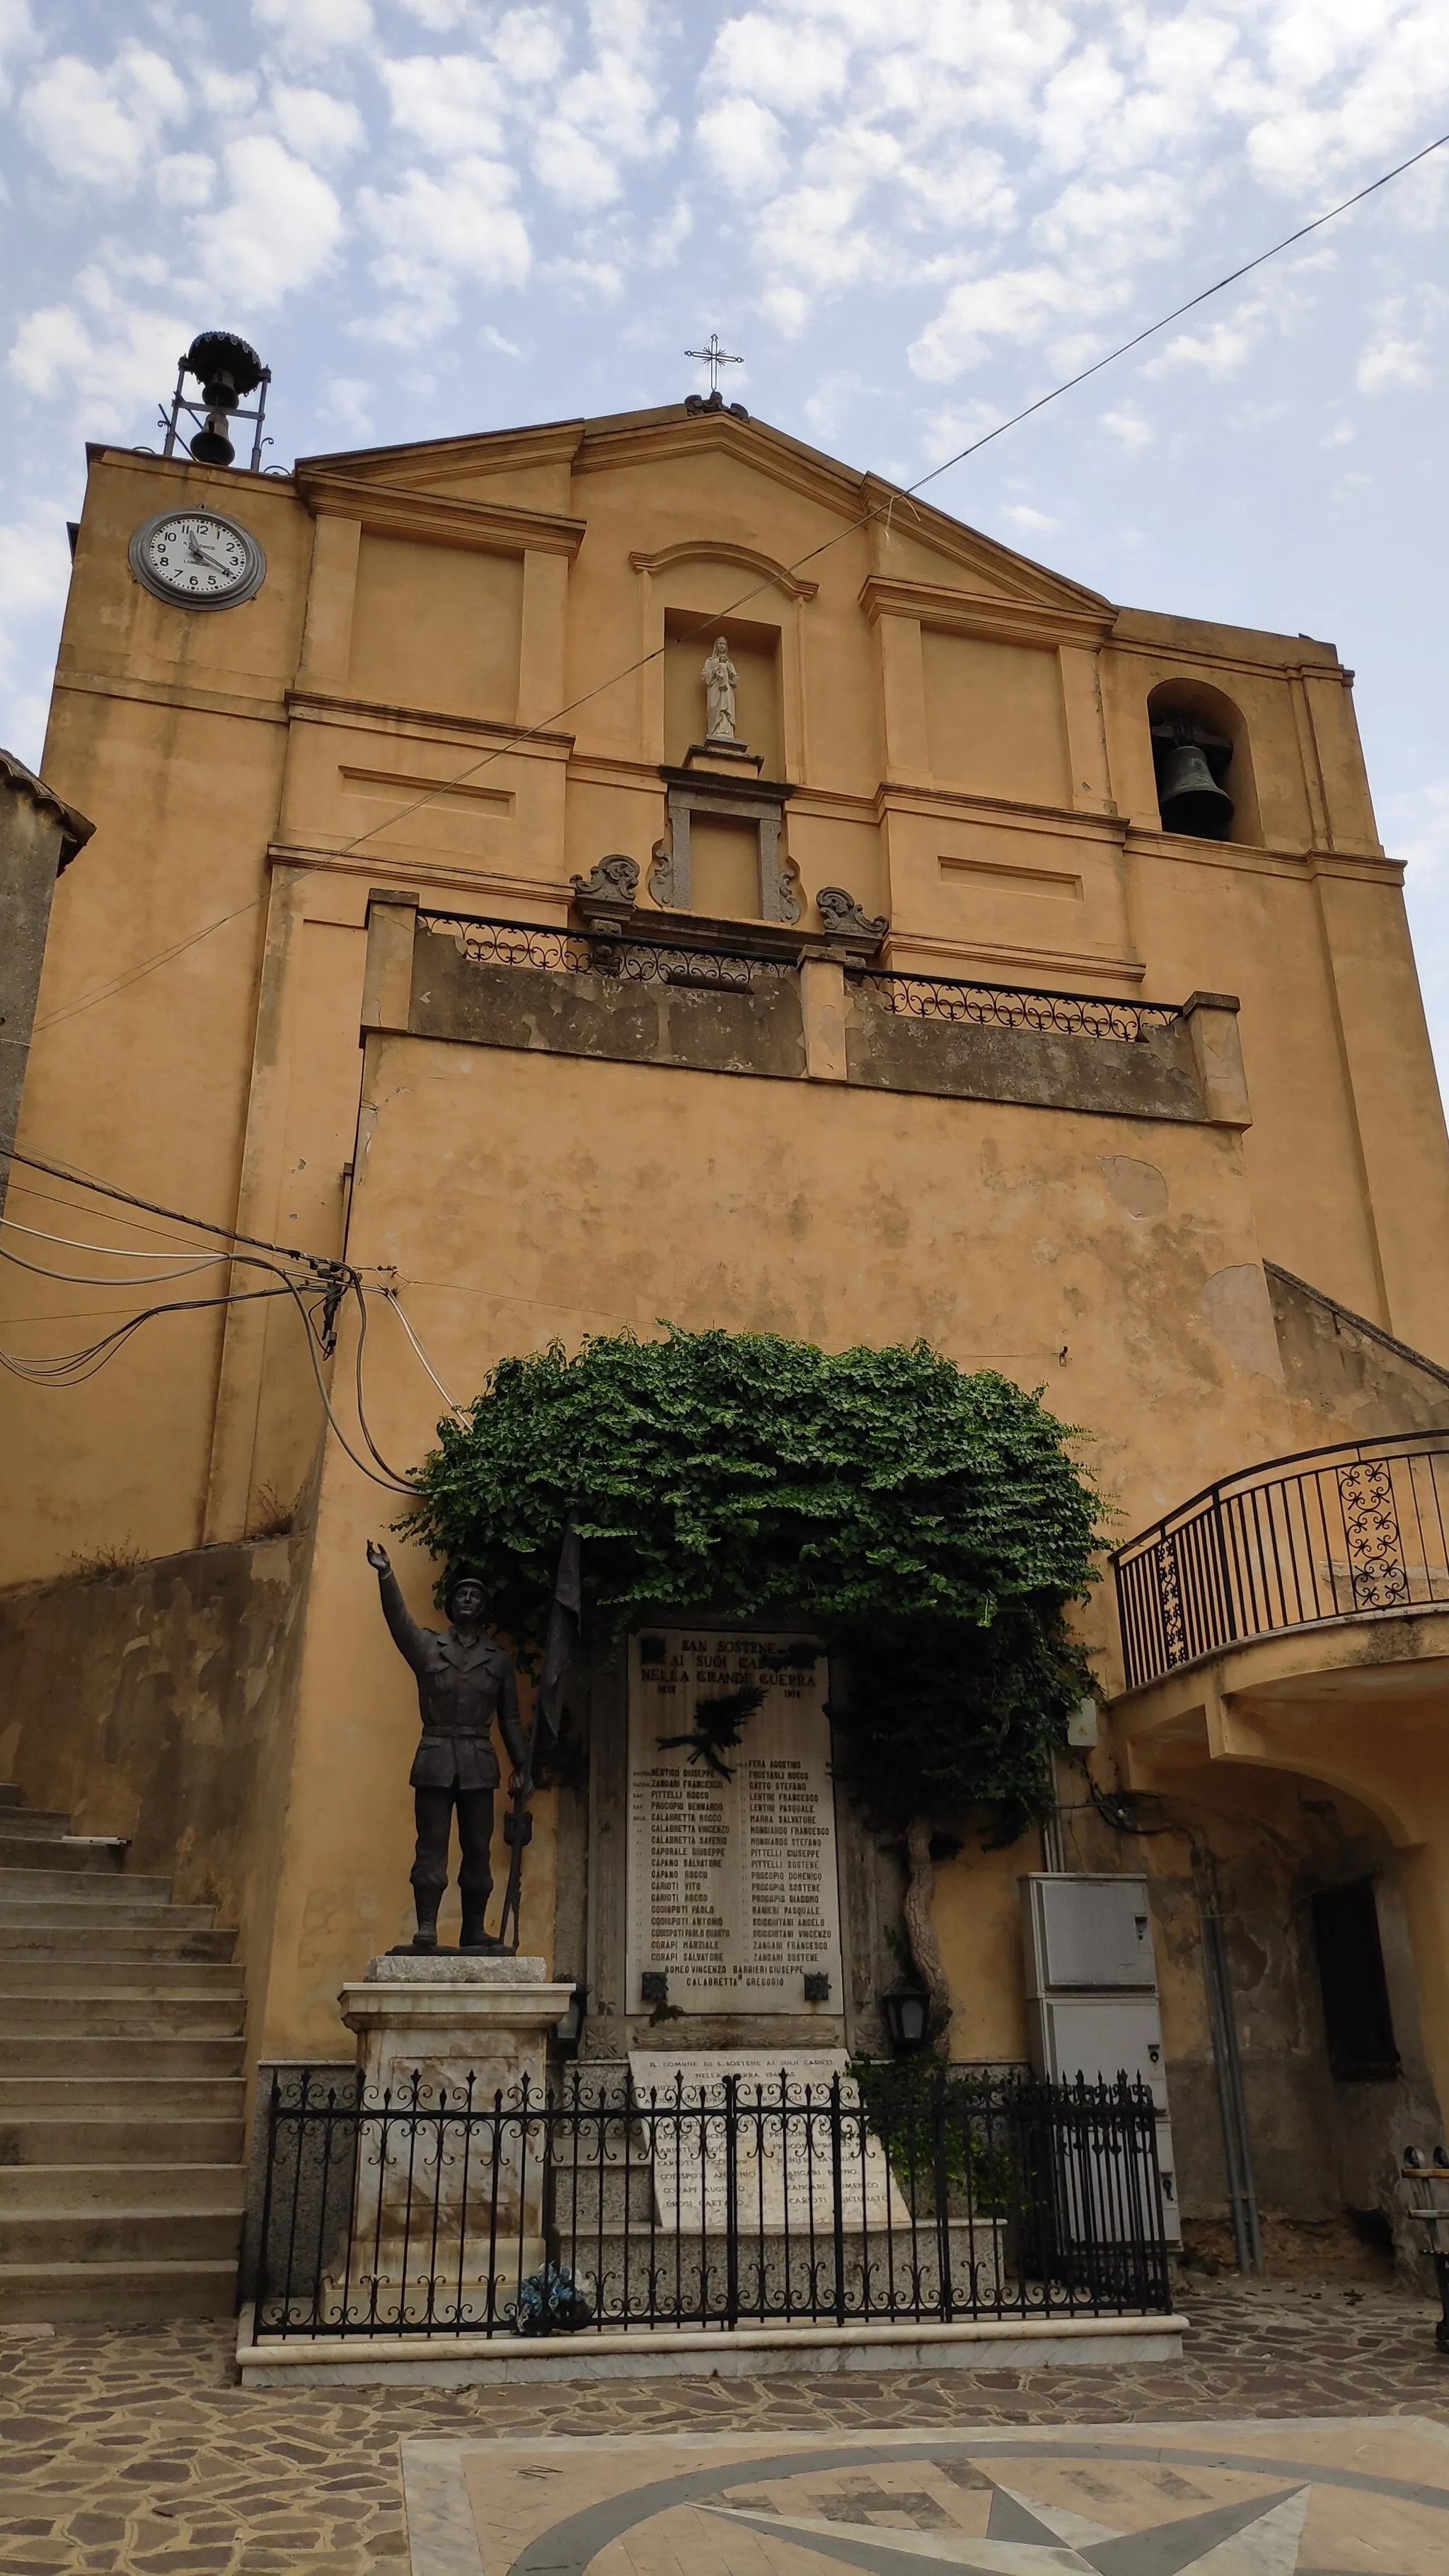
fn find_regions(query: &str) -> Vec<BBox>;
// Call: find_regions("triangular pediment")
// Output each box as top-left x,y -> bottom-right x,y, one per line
294,403 -> 1112,626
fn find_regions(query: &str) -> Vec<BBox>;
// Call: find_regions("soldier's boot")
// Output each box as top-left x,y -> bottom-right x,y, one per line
459,1910 -> 501,1953
412,1909 -> 439,1952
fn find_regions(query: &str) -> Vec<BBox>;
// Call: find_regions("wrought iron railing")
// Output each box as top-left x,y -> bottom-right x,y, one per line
848,970 -> 1180,1044
253,2065 -> 1169,2339
1114,1432 -> 1449,1690
415,909 -> 1183,1038
415,910 -> 796,992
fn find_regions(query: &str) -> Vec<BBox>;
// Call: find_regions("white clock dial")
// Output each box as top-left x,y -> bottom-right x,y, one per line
128,509 -> 266,611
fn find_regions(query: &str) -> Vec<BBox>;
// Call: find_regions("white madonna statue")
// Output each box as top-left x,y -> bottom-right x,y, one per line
702,635 -> 739,741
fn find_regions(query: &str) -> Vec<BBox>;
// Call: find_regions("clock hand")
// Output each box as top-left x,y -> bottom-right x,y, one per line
187,538 -> 231,573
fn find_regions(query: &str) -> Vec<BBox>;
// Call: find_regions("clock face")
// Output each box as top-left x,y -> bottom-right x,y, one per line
128,509 -> 265,611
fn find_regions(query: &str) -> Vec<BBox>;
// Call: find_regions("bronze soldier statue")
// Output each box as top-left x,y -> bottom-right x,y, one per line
366,1542 -> 529,1951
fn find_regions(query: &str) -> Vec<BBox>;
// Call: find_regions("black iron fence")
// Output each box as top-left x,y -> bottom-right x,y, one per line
253,2064 -> 1169,2340
1114,1432 -> 1449,1691
848,970 -> 1180,1045
414,908 -> 1183,1041
416,909 -> 797,992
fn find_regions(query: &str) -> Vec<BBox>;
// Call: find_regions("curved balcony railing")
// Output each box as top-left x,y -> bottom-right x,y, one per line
1113,1432 -> 1449,1692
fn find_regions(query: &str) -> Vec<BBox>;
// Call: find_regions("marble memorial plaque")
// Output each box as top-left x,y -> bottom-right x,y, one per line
627,2049 -> 904,2229
625,1629 -> 843,2016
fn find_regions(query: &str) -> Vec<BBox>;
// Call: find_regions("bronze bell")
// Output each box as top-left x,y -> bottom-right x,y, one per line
1157,739 -> 1234,841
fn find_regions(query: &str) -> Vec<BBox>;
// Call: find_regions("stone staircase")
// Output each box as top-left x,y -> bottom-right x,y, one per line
0,1784 -> 246,2322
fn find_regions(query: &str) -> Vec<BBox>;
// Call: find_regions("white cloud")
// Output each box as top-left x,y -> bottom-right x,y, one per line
381,54 -> 509,156
190,136 -> 345,311
252,0 -> 374,57
1001,502 -> 1059,534
0,504 -> 71,628
21,45 -> 187,190
908,265 -> 1084,381
8,273 -> 189,432
705,10 -> 851,112
319,373 -> 374,436
696,96 -> 786,197
1358,334 -> 1430,393
0,0 -> 36,108
155,153 -> 216,210
269,83 -> 366,166
360,156 -> 531,344
1100,402 -> 1153,449
1148,304 -> 1269,379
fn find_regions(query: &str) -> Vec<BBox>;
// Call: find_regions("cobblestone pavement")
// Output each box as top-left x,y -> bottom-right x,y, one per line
1,2284 -> 1446,2576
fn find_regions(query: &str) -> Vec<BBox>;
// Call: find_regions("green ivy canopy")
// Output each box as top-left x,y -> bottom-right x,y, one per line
403,1327 -> 1102,1842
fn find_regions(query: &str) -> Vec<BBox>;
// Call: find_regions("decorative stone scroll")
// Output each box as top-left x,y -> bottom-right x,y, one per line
816,884 -> 889,957
570,853 -> 640,927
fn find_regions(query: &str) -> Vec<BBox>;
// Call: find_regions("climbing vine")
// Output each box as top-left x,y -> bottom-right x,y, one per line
403,1327 -> 1102,1977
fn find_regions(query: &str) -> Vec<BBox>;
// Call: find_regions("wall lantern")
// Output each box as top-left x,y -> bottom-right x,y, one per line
553,1985 -> 588,2058
879,1975 -> 932,2055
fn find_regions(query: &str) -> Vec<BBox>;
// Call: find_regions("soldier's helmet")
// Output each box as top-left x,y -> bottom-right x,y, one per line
443,1565 -> 489,1618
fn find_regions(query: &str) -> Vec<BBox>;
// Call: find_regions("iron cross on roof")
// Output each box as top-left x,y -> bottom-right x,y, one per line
686,332 -> 742,395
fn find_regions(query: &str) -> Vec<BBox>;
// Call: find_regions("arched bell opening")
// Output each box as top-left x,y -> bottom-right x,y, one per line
1147,678 -> 1262,847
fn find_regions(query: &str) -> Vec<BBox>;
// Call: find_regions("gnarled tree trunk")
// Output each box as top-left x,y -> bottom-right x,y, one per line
902,1814 -> 952,2023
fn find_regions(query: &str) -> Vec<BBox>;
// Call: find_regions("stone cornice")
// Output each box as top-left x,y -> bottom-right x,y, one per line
294,467 -> 586,559
284,687 -> 574,752
860,574 -> 1115,652
628,540 -> 819,601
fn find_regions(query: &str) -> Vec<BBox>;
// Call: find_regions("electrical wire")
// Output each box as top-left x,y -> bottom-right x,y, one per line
0,1148 -> 421,1486
0,1240 -> 231,1290
325,125 -> 1449,868
0,1178 -> 234,1257
0,1284 -> 294,1389
31,897 -> 262,1034
374,1285 -> 468,1419
0,1142 -> 345,1272
0,1214 -> 224,1266
9,136 -> 1441,1044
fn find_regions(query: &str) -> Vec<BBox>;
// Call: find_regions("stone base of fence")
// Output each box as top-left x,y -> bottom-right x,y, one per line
236,2304 -> 1186,2388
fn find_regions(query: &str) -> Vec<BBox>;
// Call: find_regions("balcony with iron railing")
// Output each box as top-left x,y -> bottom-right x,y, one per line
1113,1433 -> 1449,1694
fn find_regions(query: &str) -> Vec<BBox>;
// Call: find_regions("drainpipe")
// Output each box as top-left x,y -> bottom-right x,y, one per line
1195,1848 -> 1264,2275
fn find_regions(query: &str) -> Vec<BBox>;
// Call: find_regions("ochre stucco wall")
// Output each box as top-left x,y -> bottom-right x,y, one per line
5,403 -> 1449,2253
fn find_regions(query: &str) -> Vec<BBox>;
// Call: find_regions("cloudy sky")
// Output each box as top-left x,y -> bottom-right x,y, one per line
2,0 -> 1447,1073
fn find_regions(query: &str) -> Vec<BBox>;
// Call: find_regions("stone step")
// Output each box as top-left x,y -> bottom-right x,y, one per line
0,2072 -> 245,2114
1,2035 -> 245,2079
0,1875 -> 176,1916
0,1922 -> 236,1960
0,2203 -> 244,2265
0,1990 -> 245,2035
0,2111 -> 244,2164
0,2163 -> 246,2213
0,1810 -> 71,1841
0,2258 -> 238,2323
0,1956 -> 244,1994
0,1875 -> 190,1916
0,1836 -> 128,1875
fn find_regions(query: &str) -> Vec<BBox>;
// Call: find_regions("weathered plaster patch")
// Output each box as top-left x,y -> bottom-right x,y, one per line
1199,1263 -> 1283,1382
1100,1154 -> 1169,1218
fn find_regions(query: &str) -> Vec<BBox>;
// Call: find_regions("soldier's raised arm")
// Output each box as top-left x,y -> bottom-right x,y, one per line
366,1540 -> 432,1675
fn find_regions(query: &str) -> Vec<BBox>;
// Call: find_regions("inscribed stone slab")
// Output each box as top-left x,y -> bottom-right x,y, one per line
625,1628 -> 843,2016
626,2048 -> 904,2229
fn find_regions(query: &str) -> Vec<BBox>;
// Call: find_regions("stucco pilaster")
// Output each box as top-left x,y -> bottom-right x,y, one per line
297,514 -> 361,685
516,548 -> 570,730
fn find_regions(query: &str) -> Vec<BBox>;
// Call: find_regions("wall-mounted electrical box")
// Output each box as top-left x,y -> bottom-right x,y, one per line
1020,1871 -> 1181,2245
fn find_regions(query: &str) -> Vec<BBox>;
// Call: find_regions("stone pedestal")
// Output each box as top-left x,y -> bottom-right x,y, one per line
337,1956 -> 575,2321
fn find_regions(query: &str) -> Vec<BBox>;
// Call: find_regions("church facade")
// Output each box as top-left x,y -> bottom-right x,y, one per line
4,398 -> 1449,2276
